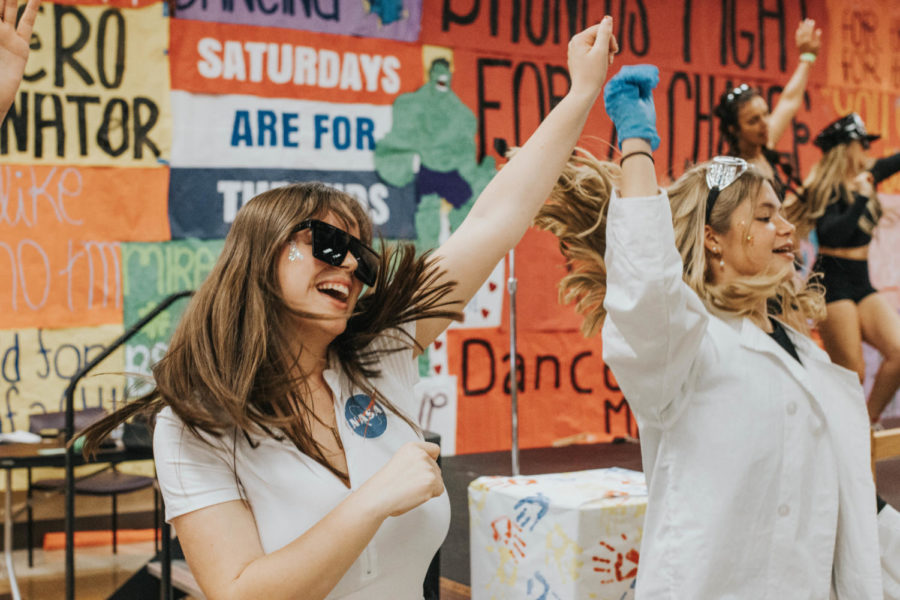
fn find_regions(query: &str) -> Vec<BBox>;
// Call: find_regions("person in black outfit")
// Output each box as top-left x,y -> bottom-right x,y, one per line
793,113 -> 900,424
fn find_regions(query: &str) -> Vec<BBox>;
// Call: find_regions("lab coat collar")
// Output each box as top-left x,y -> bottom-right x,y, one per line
729,316 -> 827,400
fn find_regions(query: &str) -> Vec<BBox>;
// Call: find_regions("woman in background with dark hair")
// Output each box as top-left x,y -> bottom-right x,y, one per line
713,18 -> 821,197
79,19 -> 619,600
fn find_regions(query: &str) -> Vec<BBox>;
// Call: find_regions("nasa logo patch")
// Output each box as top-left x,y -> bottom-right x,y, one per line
344,394 -> 387,438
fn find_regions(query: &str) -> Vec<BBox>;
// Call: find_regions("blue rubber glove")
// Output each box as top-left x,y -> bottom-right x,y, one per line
603,65 -> 660,151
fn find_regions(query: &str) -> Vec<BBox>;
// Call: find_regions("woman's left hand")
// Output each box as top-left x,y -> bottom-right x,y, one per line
566,16 -> 619,100
795,18 -> 822,55
0,0 -> 40,120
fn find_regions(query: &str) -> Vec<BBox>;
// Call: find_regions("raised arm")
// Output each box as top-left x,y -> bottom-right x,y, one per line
767,19 -> 821,147
413,17 -> 618,350
0,0 -> 40,123
601,66 -> 709,427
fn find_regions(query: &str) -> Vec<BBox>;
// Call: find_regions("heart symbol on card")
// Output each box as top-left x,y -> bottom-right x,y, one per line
488,282 -> 497,292
434,340 -> 443,350
434,364 -> 442,374
481,308 -> 490,318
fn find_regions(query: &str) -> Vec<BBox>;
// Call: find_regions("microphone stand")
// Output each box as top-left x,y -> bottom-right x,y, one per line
507,249 -> 520,476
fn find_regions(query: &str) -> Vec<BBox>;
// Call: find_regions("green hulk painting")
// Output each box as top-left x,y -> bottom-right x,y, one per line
374,58 -> 496,254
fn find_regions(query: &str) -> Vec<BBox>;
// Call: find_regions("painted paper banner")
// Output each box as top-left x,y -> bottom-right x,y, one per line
422,0 -> 826,74
447,327 -> 634,454
412,375 -> 457,456
0,324 -> 144,489
421,0 -> 610,59
468,468 -> 646,600
0,165 -> 169,329
0,325 -> 126,433
448,43 -> 836,191
0,3 -> 171,166
168,168 -> 417,239
174,0 -> 422,42
170,91 -> 390,169
122,239 -> 224,396
824,0 -> 899,93
170,18 -> 423,103
502,228 -> 582,333
452,259 -> 504,329
425,260 -> 505,378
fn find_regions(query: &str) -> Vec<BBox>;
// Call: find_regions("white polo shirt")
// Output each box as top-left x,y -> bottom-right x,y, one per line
153,324 -> 449,600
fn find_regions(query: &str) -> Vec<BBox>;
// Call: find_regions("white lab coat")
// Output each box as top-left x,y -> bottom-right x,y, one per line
602,191 -> 882,599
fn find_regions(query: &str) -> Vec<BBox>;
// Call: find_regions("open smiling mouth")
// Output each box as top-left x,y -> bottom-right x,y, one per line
316,282 -> 350,302
773,244 -> 794,256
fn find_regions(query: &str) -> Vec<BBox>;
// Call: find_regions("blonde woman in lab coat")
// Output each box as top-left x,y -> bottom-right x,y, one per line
535,64 -> 882,598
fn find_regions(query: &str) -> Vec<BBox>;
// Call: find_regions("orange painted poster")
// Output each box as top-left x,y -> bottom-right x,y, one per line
824,0 -> 899,92
447,327 -> 634,454
502,227 -> 582,333
170,18 -> 424,104
0,165 -> 169,329
422,0 -> 826,78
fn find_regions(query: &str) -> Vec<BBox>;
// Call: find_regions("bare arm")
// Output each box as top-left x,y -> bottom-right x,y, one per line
602,67 -> 708,426
174,441 -> 443,600
620,138 -> 657,197
413,18 -> 618,350
767,19 -> 821,147
0,0 -> 39,123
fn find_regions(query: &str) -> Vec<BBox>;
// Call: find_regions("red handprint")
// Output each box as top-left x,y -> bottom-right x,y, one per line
591,533 -> 640,584
491,516 -> 527,561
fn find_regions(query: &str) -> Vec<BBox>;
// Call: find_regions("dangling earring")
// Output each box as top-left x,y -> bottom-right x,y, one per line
288,241 -> 303,262
720,257 -> 725,270
713,247 -> 725,270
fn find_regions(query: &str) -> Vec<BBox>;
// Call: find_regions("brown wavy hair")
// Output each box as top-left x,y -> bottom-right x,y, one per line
80,183 -> 461,480
535,150 -> 824,337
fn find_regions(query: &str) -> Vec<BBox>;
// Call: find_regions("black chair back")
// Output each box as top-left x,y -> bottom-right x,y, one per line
29,408 -> 108,437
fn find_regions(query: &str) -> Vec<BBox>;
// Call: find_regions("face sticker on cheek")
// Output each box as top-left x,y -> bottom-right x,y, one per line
288,241 -> 304,262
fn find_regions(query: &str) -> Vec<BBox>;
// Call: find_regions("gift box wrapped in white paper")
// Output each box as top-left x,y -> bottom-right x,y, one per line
468,467 -> 647,600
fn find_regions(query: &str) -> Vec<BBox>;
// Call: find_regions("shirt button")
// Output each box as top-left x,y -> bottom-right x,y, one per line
786,402 -> 798,416
778,504 -> 790,517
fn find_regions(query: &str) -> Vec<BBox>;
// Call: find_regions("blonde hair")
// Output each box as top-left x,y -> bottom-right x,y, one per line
785,143 -> 878,239
536,150 -> 824,337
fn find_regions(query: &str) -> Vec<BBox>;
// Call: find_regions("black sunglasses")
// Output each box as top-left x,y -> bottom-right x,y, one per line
294,220 -> 379,286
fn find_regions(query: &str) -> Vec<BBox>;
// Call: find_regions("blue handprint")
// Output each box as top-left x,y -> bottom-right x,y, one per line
526,571 -> 560,600
514,493 -> 549,531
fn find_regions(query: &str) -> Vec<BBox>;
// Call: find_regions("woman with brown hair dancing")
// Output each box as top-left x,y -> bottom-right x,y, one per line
79,19 -> 620,600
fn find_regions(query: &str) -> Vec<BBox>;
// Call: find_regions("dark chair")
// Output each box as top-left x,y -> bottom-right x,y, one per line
26,409 -> 159,567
